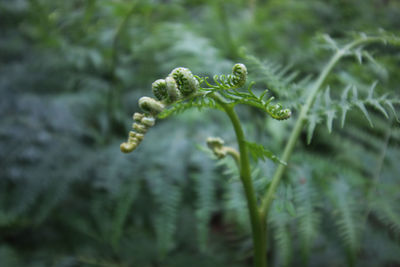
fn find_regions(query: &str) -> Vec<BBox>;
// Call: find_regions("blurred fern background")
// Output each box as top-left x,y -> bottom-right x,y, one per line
0,0 -> 399,266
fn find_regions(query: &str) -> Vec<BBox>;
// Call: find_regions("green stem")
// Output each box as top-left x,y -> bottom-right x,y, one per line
260,36 -> 383,221
211,93 -> 266,267
223,146 -> 241,166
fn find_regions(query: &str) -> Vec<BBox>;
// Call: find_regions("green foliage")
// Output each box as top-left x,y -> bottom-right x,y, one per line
243,53 -> 310,104
330,179 -> 360,263
1,1 -> 400,267
269,207 -> 292,267
306,82 -> 400,143
158,96 -> 219,119
201,74 -> 292,120
245,141 -> 285,165
293,170 -> 320,264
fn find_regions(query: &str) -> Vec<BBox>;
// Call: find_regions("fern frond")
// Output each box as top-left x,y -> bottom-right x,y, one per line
157,96 -> 218,119
294,174 -> 320,263
243,54 -> 300,97
341,83 -> 398,127
372,200 -> 400,236
306,82 -> 399,142
306,113 -> 322,144
251,166 -> 271,194
269,207 -> 292,267
245,141 -> 285,165
223,180 -> 250,231
330,180 -> 360,263
193,169 -> 217,252
151,182 -> 182,257
201,63 -> 248,90
111,181 -> 140,249
203,73 -> 292,120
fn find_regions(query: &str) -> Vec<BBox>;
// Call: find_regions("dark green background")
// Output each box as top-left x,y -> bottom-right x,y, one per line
1,0 -> 399,266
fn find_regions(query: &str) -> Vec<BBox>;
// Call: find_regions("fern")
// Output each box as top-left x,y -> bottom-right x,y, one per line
245,141 -> 285,165
223,180 -> 250,231
191,152 -> 218,252
294,170 -> 320,264
306,82 -> 399,143
110,180 -> 140,249
269,207 -> 292,267
158,96 -> 219,119
243,52 -> 310,102
330,179 -> 360,264
5,0 -> 400,266
152,182 -> 182,257
371,200 -> 400,236
117,31 -> 400,267
200,71 -> 292,120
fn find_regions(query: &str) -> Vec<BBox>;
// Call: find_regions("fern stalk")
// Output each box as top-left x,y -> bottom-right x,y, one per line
260,36 -> 384,220
210,93 -> 267,267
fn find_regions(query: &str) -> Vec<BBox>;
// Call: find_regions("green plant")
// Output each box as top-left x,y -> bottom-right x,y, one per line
121,32 -> 399,267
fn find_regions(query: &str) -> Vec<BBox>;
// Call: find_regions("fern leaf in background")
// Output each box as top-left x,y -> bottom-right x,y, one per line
1,1 -> 400,267
294,171 -> 320,264
330,180 -> 360,264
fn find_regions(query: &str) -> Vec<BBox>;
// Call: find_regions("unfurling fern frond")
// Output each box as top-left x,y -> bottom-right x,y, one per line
122,63 -> 293,153
203,77 -> 291,121
169,67 -> 200,96
120,67 -> 199,153
157,96 -> 218,119
227,86 -> 291,120
204,63 -> 248,90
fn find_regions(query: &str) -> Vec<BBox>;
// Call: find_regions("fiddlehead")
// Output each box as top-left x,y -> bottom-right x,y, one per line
266,103 -> 292,120
120,67 -> 199,153
165,76 -> 182,102
231,63 -> 247,87
169,67 -> 200,96
206,137 -> 228,159
138,97 -> 165,115
206,137 -> 240,166
209,63 -> 248,89
120,112 -> 155,153
202,63 -> 291,120
152,79 -> 168,101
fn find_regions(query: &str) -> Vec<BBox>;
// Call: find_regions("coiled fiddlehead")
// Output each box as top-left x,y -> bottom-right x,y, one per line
120,111 -> 154,153
231,63 -> 247,87
169,67 -> 200,96
138,97 -> 165,115
266,103 -> 291,120
206,137 -> 226,158
165,76 -> 182,102
210,63 -> 248,89
206,137 -> 240,165
120,67 -> 199,153
152,79 -> 168,101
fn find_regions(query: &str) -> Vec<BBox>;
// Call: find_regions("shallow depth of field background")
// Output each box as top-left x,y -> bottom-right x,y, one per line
1,1 -> 399,266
